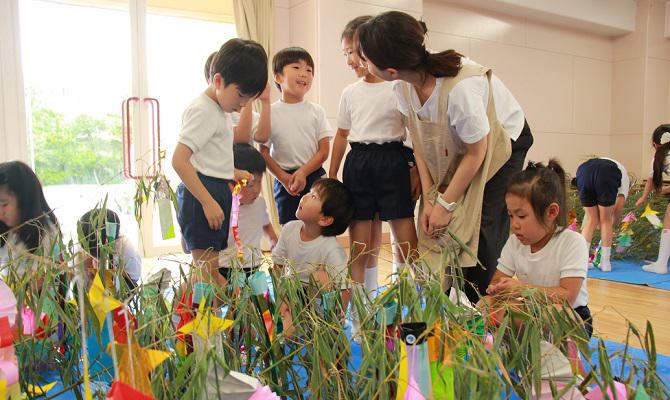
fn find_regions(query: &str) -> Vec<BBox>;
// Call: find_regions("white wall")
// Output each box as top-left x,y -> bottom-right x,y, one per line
276,0 -> 670,179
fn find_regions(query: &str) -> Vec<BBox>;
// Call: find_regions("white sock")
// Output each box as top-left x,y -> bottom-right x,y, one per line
600,246 -> 612,272
644,229 -> 670,274
364,266 -> 378,297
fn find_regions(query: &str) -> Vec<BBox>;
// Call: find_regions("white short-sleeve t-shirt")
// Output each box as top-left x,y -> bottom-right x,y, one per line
115,236 -> 142,283
497,229 -> 589,308
393,58 -> 525,149
337,80 -> 406,144
263,100 -> 333,171
599,157 -> 630,199
178,93 -> 234,180
220,196 -> 270,270
271,220 -> 347,288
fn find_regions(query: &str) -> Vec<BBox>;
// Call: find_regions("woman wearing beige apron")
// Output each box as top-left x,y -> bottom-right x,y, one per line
357,11 -> 533,302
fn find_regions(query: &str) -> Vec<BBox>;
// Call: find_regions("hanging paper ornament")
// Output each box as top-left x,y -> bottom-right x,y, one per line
107,380 -> 154,400
111,341 -> 170,398
88,273 -> 124,331
248,271 -> 283,386
622,211 -> 637,224
398,323 -> 432,400
229,179 -> 248,262
641,204 -> 663,229
567,209 -> 578,232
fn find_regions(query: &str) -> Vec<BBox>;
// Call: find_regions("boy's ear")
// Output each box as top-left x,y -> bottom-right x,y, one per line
213,73 -> 224,88
273,72 -> 284,87
318,215 -> 334,229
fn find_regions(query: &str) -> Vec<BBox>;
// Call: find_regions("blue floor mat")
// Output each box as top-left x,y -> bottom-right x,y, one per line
588,259 -> 670,287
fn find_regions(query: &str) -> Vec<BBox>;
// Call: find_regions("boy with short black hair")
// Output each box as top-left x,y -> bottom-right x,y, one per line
272,178 -> 354,292
172,38 -> 267,287
260,47 -> 333,225
272,178 -> 355,335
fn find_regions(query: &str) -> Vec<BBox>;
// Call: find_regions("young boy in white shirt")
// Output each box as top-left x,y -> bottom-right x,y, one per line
218,144 -> 278,281
272,178 -> 355,335
260,47 -> 333,225
172,39 -> 267,288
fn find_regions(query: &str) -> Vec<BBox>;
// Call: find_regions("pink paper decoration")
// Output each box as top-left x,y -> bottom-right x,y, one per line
584,381 -> 628,400
248,384 -> 281,400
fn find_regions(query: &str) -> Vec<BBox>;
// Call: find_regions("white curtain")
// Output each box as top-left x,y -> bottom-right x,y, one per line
233,0 -> 280,231
0,0 -> 30,163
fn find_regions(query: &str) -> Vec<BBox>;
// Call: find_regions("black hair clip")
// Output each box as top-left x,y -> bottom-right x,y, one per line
526,161 -> 538,169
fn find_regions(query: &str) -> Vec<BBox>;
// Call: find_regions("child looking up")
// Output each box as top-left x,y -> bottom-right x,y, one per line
172,39 -> 267,288
260,47 -> 333,225
486,160 -> 592,338
272,178 -> 355,335
636,124 -> 670,274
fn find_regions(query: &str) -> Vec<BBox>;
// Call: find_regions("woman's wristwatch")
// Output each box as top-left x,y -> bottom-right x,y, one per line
436,195 -> 458,212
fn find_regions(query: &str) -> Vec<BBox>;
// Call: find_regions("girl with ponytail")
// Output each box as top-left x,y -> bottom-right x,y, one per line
487,159 -> 592,338
356,11 -> 534,302
636,124 -> 670,274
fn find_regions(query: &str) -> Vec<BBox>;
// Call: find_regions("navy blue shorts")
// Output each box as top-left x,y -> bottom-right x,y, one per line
273,167 -> 326,225
575,158 -> 622,207
176,173 -> 233,251
343,141 -> 415,221
574,305 -> 593,339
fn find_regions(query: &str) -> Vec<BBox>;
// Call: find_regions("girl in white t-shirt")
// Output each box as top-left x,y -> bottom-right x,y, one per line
635,124 -> 670,274
329,16 -> 418,299
486,159 -> 592,338
0,161 -> 62,279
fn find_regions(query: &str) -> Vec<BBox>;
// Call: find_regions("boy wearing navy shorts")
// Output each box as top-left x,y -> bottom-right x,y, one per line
172,39 -> 267,287
260,47 -> 333,225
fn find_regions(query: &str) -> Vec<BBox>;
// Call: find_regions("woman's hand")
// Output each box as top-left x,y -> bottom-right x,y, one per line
427,203 -> 453,237
420,198 -> 433,236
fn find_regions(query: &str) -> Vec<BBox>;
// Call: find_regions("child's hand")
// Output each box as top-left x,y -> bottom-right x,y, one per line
203,199 -> 225,230
409,166 -> 421,201
486,277 -> 518,296
635,197 -> 646,208
289,170 -> 307,194
259,82 -> 271,102
234,168 -> 254,183
279,172 -> 299,196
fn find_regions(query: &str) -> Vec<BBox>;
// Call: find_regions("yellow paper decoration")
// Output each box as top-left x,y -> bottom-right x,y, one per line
25,381 -> 56,396
177,302 -> 233,339
88,273 -> 123,329
113,342 -> 170,398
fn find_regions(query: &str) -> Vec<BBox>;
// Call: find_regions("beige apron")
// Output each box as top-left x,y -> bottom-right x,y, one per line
402,64 -> 512,281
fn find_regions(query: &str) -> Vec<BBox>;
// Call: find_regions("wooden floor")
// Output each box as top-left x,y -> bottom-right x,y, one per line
372,247 -> 670,355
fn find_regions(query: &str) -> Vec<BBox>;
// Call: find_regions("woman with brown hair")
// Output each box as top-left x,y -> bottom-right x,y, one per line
357,11 -> 534,302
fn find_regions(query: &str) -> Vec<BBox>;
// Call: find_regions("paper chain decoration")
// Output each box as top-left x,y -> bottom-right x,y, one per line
229,179 -> 248,262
